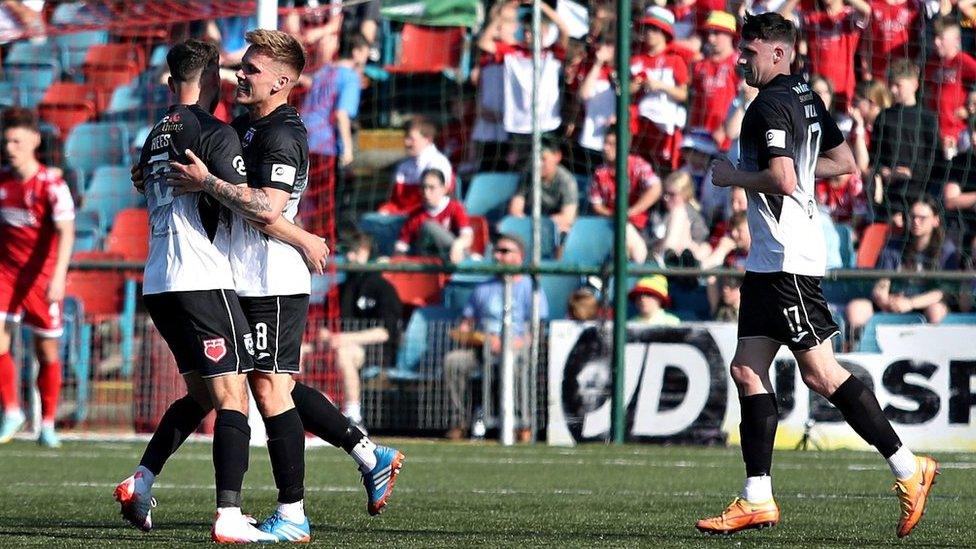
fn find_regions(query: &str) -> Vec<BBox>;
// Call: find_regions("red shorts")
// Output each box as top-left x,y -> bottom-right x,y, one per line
0,269 -> 63,338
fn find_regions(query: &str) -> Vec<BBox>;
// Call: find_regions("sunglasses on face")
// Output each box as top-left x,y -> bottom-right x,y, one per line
494,247 -> 518,255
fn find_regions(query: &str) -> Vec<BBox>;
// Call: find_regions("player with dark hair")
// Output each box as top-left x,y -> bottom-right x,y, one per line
0,107 -> 74,448
695,13 -> 938,538
112,39 -> 277,543
168,30 -> 403,542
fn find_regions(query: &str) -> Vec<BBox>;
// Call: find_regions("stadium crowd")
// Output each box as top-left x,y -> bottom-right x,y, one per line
0,0 -> 975,439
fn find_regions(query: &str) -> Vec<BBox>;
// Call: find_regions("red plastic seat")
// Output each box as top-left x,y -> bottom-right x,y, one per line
82,44 -> 144,107
856,222 -> 890,268
37,82 -> 98,136
104,208 -> 149,262
382,256 -> 446,307
469,215 -> 489,255
385,24 -> 466,74
65,269 -> 125,320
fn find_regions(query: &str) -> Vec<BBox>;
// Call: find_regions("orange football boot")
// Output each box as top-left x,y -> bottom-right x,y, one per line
894,455 -> 939,538
695,497 -> 780,535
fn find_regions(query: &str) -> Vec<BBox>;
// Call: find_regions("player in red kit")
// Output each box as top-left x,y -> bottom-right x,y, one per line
0,107 -> 74,447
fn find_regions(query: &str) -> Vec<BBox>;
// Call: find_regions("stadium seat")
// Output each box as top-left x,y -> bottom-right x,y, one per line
103,208 -> 148,261
540,273 -> 583,320
82,166 -> 146,231
64,122 -> 130,186
396,305 -> 457,377
835,223 -> 856,268
5,65 -> 58,108
498,215 -> 557,260
72,228 -> 100,253
51,29 -> 108,75
382,256 -> 447,308
442,280 -> 479,312
562,216 -> 614,266
82,43 -> 145,91
65,269 -> 126,319
856,223 -> 890,268
37,82 -> 99,137
822,217 -> 843,270
463,172 -> 519,223
385,24 -> 467,78
856,312 -> 926,353
468,215 -> 490,255
358,212 -> 407,257
941,313 -> 976,325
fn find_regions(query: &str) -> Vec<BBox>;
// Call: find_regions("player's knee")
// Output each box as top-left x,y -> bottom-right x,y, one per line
729,362 -> 762,391
209,376 -> 249,412
34,337 -> 60,365
925,302 -> 948,324
799,369 -> 832,397
250,374 -> 294,417
336,344 -> 365,370
845,299 -> 873,329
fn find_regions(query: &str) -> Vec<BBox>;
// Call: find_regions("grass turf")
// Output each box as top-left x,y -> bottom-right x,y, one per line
0,439 -> 971,547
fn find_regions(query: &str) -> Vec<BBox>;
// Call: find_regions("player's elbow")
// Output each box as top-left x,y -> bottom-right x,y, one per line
254,210 -> 282,225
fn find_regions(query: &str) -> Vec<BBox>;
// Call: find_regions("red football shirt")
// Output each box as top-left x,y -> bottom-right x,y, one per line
815,173 -> 867,224
925,51 -> 976,143
690,53 -> 739,133
0,165 -> 74,280
862,0 -> 921,81
801,6 -> 866,108
395,197 -> 472,252
589,155 -> 661,229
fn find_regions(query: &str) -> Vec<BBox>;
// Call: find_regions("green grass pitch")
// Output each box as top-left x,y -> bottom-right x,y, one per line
0,440 -> 972,547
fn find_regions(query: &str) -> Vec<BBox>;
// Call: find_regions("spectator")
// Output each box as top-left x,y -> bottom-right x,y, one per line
574,37 -> 616,175
340,0 -> 381,59
394,169 -> 472,263
816,171 -> 868,226
478,2 -> 569,168
443,234 -> 548,440
869,58 -> 941,227
701,210 -> 751,269
676,129 -> 723,224
470,0 -> 519,173
708,275 -> 742,322
689,11 -> 739,149
317,233 -> 402,427
567,289 -> 600,320
589,129 -> 662,263
507,139 -> 578,234
942,117 -> 976,245
925,17 -> 976,159
0,0 -> 43,43
850,79 -> 892,174
846,198 -> 960,333
860,0 -> 922,82
378,116 -> 454,215
628,275 -> 680,325
299,32 -> 369,235
649,170 -> 710,267
0,107 -> 74,446
630,6 -> 689,172
779,0 -> 870,111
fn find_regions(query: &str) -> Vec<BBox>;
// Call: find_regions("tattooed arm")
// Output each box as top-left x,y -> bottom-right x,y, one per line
169,149 -> 281,224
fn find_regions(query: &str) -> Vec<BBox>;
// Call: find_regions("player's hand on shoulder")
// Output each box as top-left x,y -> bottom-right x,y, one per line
168,149 -> 210,196
710,157 -> 736,187
130,163 -> 145,194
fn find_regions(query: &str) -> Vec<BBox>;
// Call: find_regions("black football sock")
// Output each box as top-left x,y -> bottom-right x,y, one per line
213,409 -> 250,508
292,382 -> 367,452
828,375 -> 902,458
139,395 -> 209,476
739,394 -> 778,477
264,408 -> 306,504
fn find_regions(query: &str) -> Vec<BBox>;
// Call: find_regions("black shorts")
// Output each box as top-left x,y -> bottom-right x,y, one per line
145,289 -> 254,378
238,294 -> 309,374
738,272 -> 840,351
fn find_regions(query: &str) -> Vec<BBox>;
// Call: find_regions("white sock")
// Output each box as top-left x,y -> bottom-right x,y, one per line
134,465 -> 155,491
741,475 -> 773,503
216,507 -> 242,518
276,500 -> 306,522
4,408 -> 23,419
350,437 -> 377,473
41,419 -> 55,430
343,402 -> 362,424
887,446 -> 918,480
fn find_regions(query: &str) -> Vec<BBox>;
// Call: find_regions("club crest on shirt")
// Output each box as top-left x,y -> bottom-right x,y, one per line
203,338 -> 227,363
242,127 -> 256,148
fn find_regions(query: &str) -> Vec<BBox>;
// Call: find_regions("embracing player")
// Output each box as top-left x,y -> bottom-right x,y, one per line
167,30 -> 404,541
695,13 -> 938,538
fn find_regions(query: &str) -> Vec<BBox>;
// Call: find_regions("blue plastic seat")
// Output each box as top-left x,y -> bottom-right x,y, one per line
358,212 -> 407,256
540,273 -> 583,320
835,223 -> 856,268
562,216 -> 614,266
83,166 -> 146,231
64,123 -> 131,188
362,305 -> 458,381
51,29 -> 108,76
6,41 -> 60,71
6,66 -> 58,107
856,313 -> 926,353
498,215 -> 557,260
941,313 -> 976,325
463,172 -> 520,222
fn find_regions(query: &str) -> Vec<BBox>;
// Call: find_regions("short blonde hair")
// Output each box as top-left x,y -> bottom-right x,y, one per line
245,29 -> 306,77
664,170 -> 700,209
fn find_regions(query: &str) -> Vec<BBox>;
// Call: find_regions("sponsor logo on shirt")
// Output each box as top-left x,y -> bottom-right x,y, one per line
233,155 -> 246,176
270,164 -> 297,186
242,127 -> 256,148
766,129 -> 786,149
243,333 -> 255,356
